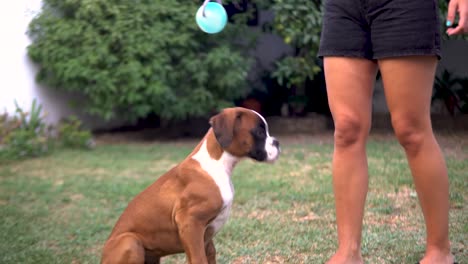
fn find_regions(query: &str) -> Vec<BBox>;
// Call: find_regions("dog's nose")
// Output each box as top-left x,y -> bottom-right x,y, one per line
272,139 -> 280,148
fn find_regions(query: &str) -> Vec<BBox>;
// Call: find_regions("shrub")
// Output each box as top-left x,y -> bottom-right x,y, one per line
27,0 -> 254,122
0,100 -> 52,160
270,0 -> 323,88
57,116 -> 95,149
433,70 -> 468,116
0,101 -> 94,162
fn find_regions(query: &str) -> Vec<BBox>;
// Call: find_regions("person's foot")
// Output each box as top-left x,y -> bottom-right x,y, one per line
418,250 -> 455,264
325,252 -> 364,264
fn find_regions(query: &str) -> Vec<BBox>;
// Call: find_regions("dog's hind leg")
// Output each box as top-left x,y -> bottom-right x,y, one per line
144,254 -> 160,264
101,233 -> 145,264
205,239 -> 216,264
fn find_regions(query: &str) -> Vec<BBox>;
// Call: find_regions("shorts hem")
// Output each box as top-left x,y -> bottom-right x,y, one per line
318,49 -> 441,60
373,49 -> 442,60
317,50 -> 373,60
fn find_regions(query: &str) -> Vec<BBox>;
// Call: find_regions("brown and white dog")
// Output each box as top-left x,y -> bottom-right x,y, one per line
101,107 -> 280,264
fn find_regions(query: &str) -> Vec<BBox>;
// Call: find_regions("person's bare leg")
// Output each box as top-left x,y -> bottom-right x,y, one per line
379,56 -> 454,264
324,57 -> 378,264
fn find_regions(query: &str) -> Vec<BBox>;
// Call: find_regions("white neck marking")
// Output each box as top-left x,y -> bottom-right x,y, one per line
191,139 -> 239,233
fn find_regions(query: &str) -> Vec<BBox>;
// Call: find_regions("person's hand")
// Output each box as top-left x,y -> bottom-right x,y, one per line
446,0 -> 468,35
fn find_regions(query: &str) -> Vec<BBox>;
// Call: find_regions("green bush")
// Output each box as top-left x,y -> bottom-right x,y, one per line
270,0 -> 322,88
2,129 -> 50,159
0,100 -> 51,160
27,0 -> 254,121
433,69 -> 468,116
57,116 -> 94,149
0,101 -> 95,162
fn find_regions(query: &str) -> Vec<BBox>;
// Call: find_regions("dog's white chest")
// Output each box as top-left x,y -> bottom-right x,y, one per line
209,196 -> 233,233
192,140 -> 236,233
204,169 -> 234,234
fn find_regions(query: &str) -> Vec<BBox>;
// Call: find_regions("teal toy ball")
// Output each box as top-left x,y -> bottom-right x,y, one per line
195,2 -> 228,34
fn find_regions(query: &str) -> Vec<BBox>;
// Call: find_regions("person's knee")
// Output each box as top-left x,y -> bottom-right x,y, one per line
333,115 -> 368,148
392,117 -> 427,152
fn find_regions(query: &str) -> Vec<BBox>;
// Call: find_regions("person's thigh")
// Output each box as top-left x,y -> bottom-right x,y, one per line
324,57 -> 378,140
378,56 -> 438,135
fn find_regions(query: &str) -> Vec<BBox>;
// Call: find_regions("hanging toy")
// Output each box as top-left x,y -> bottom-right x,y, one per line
195,0 -> 227,34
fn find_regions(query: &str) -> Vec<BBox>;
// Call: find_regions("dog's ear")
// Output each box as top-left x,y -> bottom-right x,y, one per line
209,109 -> 242,148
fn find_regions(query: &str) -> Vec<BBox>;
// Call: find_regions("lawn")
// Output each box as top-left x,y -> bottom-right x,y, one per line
0,132 -> 466,264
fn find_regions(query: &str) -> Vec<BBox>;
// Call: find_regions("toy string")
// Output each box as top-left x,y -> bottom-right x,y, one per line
202,0 -> 223,17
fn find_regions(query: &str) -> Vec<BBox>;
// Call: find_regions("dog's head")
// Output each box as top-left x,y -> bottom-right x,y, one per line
209,107 -> 280,162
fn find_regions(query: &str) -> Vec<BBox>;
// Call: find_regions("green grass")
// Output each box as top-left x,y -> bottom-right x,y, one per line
0,133 -> 466,264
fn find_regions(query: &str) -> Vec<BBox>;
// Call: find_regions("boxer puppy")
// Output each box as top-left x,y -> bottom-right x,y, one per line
101,107 -> 280,264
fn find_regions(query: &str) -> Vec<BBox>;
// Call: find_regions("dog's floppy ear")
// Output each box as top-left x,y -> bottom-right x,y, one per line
209,109 -> 242,148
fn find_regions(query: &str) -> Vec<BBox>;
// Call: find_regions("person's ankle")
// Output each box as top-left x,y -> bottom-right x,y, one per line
419,254 -> 454,264
327,243 -> 364,264
325,251 -> 363,264
338,242 -> 361,256
426,240 -> 451,253
420,245 -> 454,264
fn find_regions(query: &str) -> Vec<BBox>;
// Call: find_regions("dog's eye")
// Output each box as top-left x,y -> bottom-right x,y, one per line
256,129 -> 265,137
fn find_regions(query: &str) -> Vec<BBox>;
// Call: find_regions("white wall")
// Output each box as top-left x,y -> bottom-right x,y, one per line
0,0 -> 43,117
0,0 -> 84,126
0,0 -> 122,129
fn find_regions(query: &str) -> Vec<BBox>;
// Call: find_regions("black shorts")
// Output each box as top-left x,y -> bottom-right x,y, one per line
318,0 -> 442,60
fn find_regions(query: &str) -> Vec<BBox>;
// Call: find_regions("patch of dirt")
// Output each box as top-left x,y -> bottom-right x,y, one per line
292,211 -> 320,222
386,186 -> 418,208
263,255 -> 287,263
286,164 -> 314,177
70,193 -> 84,201
435,132 -> 468,160
276,133 -> 334,145
231,256 -> 254,264
242,202 -> 327,223
365,186 -> 424,231
247,210 -> 272,220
